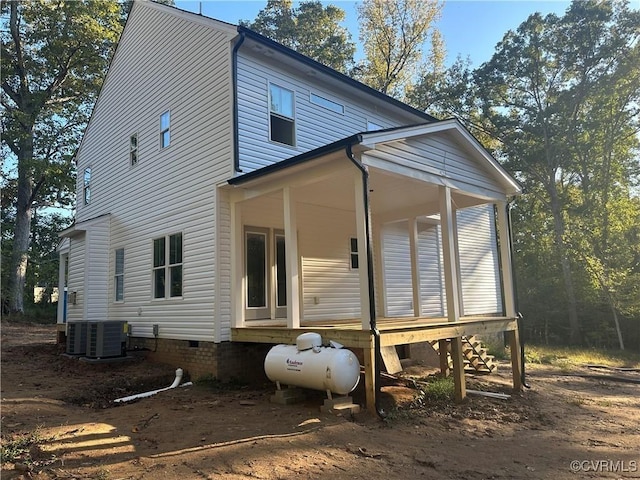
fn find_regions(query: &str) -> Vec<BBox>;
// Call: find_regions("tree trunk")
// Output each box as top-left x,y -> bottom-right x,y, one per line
548,182 -> 581,344
7,135 -> 35,314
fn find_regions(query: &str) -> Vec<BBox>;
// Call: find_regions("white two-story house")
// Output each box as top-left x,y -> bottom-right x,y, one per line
58,1 -> 523,411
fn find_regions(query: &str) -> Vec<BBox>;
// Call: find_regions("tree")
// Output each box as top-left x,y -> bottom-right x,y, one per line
242,0 -> 355,73
1,0 -> 123,313
474,0 -> 640,345
356,0 -> 443,99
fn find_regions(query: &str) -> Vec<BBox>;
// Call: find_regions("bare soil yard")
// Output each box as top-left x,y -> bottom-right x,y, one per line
2,322 -> 639,479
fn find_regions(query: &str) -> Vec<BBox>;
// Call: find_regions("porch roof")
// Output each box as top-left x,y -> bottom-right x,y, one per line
228,118 -> 522,197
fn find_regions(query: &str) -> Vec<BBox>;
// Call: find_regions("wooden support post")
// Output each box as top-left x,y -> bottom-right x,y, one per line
439,186 -> 466,402
363,336 -> 376,413
506,328 -> 523,392
450,337 -> 467,402
283,186 -> 300,328
438,339 -> 449,376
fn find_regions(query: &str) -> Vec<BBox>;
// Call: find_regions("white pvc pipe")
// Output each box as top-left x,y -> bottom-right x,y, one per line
114,368 -> 186,403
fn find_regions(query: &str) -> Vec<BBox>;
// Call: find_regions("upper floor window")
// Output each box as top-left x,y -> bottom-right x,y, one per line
130,133 -> 138,166
269,84 -> 295,146
310,93 -> 344,114
115,248 -> 124,302
160,111 -> 171,148
367,121 -> 383,131
83,167 -> 91,205
153,233 -> 182,299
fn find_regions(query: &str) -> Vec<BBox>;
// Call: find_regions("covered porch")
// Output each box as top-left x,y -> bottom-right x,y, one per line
224,119 -> 523,412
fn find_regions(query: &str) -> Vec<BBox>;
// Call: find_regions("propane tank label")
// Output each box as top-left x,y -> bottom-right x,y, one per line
286,358 -> 303,372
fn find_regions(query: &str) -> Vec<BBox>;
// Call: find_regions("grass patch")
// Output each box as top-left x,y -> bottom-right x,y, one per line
407,376 -> 455,410
524,344 -> 640,370
0,428 -> 54,465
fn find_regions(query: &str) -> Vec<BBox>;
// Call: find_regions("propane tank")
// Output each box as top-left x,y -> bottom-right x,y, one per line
264,333 -> 360,395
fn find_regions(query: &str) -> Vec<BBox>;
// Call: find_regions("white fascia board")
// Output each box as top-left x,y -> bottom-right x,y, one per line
58,213 -> 111,238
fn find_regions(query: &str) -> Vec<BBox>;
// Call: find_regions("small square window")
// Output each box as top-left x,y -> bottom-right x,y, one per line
160,111 -> 170,148
350,237 -> 359,269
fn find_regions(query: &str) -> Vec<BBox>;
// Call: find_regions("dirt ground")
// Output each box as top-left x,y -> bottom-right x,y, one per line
1,322 -> 639,480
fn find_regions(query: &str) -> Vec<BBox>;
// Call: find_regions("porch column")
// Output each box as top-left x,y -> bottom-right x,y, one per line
354,172 -> 371,330
408,217 -> 421,317
438,185 -> 466,402
497,201 -> 523,391
230,199 -> 245,328
283,186 -> 301,328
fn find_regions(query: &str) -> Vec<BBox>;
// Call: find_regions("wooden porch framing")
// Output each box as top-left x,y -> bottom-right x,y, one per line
232,315 -> 523,411
225,121 -> 524,413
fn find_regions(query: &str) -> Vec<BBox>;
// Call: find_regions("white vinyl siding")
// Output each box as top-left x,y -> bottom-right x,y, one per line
236,50 -> 425,173
72,2 -> 235,341
84,217 -> 110,322
457,205 -> 502,315
66,235 -> 86,323
363,133 -> 506,199
381,206 -> 501,318
418,223 -> 446,317
381,222 -> 414,317
238,200 -> 362,322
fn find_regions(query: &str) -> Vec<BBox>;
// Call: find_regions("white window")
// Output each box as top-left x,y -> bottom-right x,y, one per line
83,167 -> 91,205
367,121 -> 383,131
310,92 -> 344,114
153,233 -> 182,299
160,111 -> 171,148
269,84 -> 295,146
115,248 -> 124,302
350,237 -> 359,269
130,133 -> 138,166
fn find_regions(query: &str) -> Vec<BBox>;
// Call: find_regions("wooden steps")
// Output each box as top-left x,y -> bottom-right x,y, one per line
431,336 -> 497,374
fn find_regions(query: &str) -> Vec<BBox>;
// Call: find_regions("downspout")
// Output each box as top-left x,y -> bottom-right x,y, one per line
232,30 -> 246,173
346,144 -> 385,418
506,200 -> 530,389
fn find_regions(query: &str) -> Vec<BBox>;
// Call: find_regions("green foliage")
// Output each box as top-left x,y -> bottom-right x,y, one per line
355,0 -> 443,99
1,0 -> 123,312
0,428 -> 53,464
472,0 -> 640,347
525,344 -> 640,369
242,0 -> 355,73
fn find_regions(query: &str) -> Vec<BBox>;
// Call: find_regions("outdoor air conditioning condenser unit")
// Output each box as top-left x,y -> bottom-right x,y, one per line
66,321 -> 88,355
85,321 -> 127,359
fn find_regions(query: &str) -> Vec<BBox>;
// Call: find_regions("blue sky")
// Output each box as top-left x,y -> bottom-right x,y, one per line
175,0 -> 571,67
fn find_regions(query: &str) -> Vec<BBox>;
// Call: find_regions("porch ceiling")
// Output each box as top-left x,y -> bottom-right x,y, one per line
238,155 -> 493,224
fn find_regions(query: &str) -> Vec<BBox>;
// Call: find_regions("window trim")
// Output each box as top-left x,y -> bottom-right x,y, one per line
269,83 -> 296,147
130,132 -> 138,166
160,110 -> 171,148
114,248 -> 124,302
310,92 -> 344,114
152,232 -> 183,300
